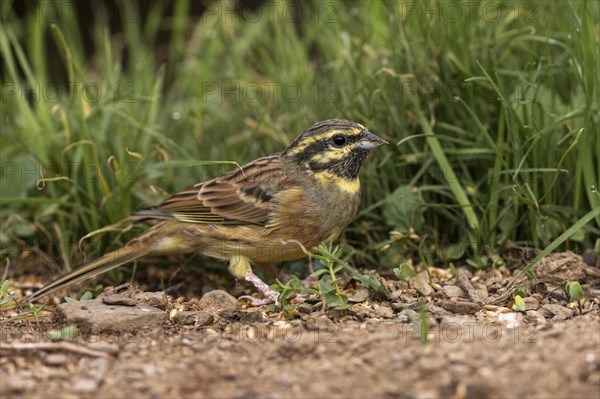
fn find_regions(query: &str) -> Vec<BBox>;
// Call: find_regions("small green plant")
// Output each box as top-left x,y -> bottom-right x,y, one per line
466,255 -> 490,270
64,291 -> 94,303
514,285 -> 528,298
269,275 -> 311,312
47,325 -> 78,341
0,260 -> 16,307
406,300 -> 429,344
393,262 -> 416,282
27,303 -> 44,329
565,281 -> 584,314
0,280 -> 16,307
312,244 -> 350,310
270,243 -> 387,312
512,295 -> 526,312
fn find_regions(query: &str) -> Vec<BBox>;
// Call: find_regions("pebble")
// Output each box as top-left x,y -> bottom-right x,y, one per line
132,292 -> 169,310
55,298 -> 167,333
410,275 -> 434,296
296,303 -> 314,314
497,312 -> 519,329
72,378 -> 98,393
372,304 -> 395,319
525,310 -> 547,325
439,300 -> 481,314
2,372 -> 36,392
443,285 -> 466,298
102,294 -> 137,306
89,357 -> 109,376
541,304 -> 574,321
347,288 -> 370,303
198,290 -> 238,313
350,303 -> 371,319
173,311 -> 214,326
44,353 -> 68,366
523,297 -> 539,311
389,289 -> 404,300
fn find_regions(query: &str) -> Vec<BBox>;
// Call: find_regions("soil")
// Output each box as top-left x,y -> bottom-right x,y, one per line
1,251 -> 599,398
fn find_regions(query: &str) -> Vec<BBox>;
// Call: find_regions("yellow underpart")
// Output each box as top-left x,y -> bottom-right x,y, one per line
229,255 -> 252,278
312,171 -> 360,193
286,128 -> 361,156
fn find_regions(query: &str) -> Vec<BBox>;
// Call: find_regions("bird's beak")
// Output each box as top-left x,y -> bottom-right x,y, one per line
357,131 -> 388,149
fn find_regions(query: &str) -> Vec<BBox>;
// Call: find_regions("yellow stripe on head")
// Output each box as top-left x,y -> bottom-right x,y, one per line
312,171 -> 360,193
308,143 -> 357,164
286,128 -> 361,156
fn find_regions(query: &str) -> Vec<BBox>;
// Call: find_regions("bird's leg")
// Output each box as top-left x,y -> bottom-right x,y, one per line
242,272 -> 279,305
229,255 -> 279,305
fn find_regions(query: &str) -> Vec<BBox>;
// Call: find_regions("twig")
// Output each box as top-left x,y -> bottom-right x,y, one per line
0,342 -> 113,358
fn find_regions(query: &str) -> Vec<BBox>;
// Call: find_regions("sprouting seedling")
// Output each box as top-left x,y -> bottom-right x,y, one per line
393,262 -> 416,282
268,275 -> 311,312
512,295 -> 526,312
28,303 -> 44,330
406,300 -> 429,344
0,280 -> 16,307
47,325 -> 78,341
64,290 -> 94,303
1,259 -> 16,307
565,281 -> 584,314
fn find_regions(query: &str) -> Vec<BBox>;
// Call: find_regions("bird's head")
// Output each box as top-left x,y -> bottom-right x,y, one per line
283,119 -> 388,181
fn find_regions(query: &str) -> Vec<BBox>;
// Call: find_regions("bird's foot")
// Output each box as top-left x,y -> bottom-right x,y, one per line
238,272 -> 280,306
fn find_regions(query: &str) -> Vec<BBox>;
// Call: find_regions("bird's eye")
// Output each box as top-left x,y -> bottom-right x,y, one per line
331,135 -> 346,146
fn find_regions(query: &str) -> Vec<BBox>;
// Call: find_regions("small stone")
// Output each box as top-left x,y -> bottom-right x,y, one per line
174,311 -> 214,326
102,294 -> 136,306
442,285 -> 466,298
347,288 -> 370,303
55,298 -> 167,333
410,275 -> 434,296
296,303 -> 314,314
523,297 -> 539,311
439,300 -> 481,314
44,353 -> 68,366
372,304 -> 395,319
199,290 -> 238,313
525,310 -> 547,325
72,378 -> 98,393
389,289 -> 404,300
542,304 -> 574,321
143,363 -> 156,375
350,303 -> 371,319
218,309 -> 263,323
131,292 -> 169,310
89,358 -> 109,376
2,372 -> 35,392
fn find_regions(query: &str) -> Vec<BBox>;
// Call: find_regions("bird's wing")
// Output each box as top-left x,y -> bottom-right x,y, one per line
131,155 -> 290,225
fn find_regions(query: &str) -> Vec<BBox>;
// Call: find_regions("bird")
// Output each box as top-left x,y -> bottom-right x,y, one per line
23,119 -> 387,304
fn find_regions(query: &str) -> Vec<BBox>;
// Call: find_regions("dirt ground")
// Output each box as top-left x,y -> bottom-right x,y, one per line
1,251 -> 599,398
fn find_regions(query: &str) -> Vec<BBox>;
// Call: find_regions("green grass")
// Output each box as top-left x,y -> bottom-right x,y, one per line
1,0 -> 598,278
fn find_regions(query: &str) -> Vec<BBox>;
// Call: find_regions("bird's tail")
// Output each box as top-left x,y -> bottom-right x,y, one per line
23,243 -> 150,304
